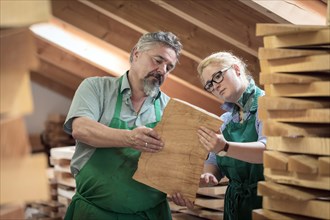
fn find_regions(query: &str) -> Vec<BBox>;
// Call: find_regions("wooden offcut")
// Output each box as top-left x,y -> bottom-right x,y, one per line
133,98 -> 222,201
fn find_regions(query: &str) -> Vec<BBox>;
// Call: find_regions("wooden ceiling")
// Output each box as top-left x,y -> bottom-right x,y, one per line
30,0 -> 327,115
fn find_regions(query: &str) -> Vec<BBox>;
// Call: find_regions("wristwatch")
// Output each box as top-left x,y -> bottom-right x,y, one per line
218,142 -> 229,157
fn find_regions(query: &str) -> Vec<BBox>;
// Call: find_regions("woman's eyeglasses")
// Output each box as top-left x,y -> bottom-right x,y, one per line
204,66 -> 232,92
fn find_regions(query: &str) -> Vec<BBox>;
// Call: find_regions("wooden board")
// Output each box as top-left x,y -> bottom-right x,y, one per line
262,28 -> 330,48
252,208 -> 318,220
197,185 -> 227,197
262,196 -> 330,219
257,181 -> 330,201
0,0 -> 51,27
259,108 -> 330,123
256,23 -> 328,37
169,201 -> 223,220
259,72 -> 330,85
0,153 -> 49,204
263,120 -> 330,137
258,96 -> 330,110
258,47 -> 328,60
264,82 -> 330,97
133,98 -> 222,201
266,136 -> 330,156
264,168 -> 330,190
260,54 -> 330,73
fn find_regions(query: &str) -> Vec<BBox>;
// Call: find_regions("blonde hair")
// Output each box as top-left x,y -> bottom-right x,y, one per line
197,51 -> 252,80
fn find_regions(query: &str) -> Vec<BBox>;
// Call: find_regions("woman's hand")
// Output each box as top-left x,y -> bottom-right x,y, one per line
197,126 -> 226,153
129,126 -> 164,152
200,172 -> 219,187
171,193 -> 194,209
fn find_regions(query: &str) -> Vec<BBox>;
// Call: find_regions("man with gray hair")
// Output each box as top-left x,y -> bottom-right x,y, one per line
63,31 -> 182,220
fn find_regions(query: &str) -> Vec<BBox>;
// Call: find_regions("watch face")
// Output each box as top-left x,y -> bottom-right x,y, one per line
218,151 -> 227,157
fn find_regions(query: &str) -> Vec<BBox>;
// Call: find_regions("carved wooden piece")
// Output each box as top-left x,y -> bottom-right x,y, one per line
133,98 -> 222,201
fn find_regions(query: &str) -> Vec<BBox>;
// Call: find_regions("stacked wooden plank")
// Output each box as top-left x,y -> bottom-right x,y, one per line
253,23 -> 330,219
170,178 -> 228,220
49,146 -> 76,218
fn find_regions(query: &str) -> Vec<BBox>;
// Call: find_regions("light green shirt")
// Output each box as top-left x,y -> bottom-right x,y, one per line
64,72 -> 170,176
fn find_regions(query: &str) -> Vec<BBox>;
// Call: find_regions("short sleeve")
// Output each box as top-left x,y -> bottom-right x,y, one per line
63,78 -> 102,135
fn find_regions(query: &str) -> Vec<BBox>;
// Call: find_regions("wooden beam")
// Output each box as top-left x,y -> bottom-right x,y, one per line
258,47 -> 328,60
253,208 -> 313,220
263,151 -> 289,171
77,0 -> 260,74
288,155 -> 318,174
152,0 -> 270,56
259,73 -> 329,85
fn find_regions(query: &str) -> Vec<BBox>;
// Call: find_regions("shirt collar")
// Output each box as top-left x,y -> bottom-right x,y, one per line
221,79 -> 258,114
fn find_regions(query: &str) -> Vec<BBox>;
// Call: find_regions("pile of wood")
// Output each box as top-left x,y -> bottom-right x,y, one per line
170,178 -> 228,220
49,146 -> 76,218
42,114 -> 75,149
253,23 -> 330,219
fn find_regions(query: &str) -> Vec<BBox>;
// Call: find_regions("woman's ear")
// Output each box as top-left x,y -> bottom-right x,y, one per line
232,64 -> 240,76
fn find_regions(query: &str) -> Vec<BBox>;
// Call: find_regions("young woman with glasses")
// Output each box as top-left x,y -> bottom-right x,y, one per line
172,51 -> 266,220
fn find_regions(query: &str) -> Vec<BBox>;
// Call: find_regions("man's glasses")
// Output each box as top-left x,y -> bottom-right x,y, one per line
204,66 -> 232,92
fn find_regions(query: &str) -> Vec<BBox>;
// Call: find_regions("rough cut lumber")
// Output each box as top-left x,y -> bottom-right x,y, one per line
318,157 -> 330,176
262,196 -> 330,219
264,168 -> 330,190
0,116 -> 31,158
258,47 -> 328,60
263,151 -> 289,171
260,54 -> 330,73
258,96 -> 330,110
257,181 -> 330,201
262,28 -> 330,48
267,136 -> 330,156
256,23 -> 329,36
252,208 -> 317,220
133,98 -> 222,201
197,185 -> 227,197
264,81 -> 330,97
259,72 -> 330,85
1,153 -> 49,204
0,0 -> 51,27
194,197 -> 224,211
259,108 -> 330,123
0,28 -> 37,116
169,201 -> 223,220
288,155 -> 318,174
263,120 -> 330,137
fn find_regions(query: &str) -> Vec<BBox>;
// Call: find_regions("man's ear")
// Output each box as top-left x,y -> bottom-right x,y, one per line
132,47 -> 139,62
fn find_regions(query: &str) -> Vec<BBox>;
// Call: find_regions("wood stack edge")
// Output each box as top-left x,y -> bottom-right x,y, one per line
253,23 -> 330,220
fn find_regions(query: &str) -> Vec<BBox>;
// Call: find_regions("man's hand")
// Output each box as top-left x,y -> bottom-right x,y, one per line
129,126 -> 164,152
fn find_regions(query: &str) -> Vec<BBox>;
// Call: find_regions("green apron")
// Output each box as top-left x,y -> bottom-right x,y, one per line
65,76 -> 171,220
217,88 -> 264,220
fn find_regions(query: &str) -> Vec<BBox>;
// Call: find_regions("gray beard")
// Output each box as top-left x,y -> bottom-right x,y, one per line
143,78 -> 159,97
